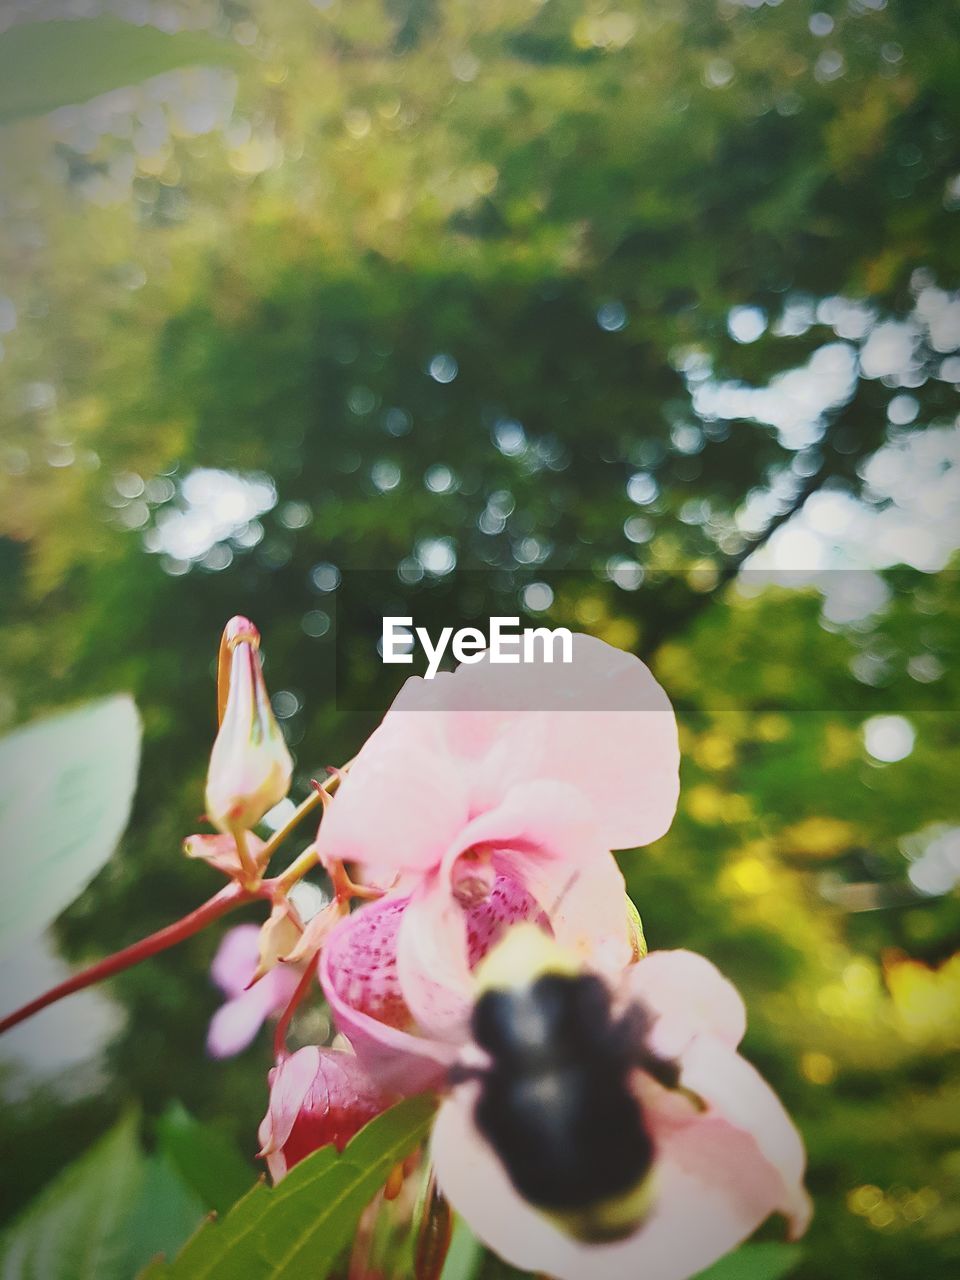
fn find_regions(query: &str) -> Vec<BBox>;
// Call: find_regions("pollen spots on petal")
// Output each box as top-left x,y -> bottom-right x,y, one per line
466,876 -> 545,969
324,897 -> 415,1031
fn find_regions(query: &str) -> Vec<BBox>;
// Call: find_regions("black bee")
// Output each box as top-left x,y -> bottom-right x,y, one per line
453,954 -> 680,1243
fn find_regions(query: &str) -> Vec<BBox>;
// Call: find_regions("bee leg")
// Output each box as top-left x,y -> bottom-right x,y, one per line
614,1003 -> 682,1090
446,1061 -> 486,1087
636,1047 -> 681,1091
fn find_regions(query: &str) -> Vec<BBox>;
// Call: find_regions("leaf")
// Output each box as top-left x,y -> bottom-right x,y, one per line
0,18 -> 241,125
694,1244 -> 803,1280
152,1094 -> 436,1280
156,1103 -> 255,1215
119,1153 -> 207,1278
0,695 -> 140,958
440,1217 -> 483,1280
0,1113 -> 204,1280
0,1113 -> 142,1279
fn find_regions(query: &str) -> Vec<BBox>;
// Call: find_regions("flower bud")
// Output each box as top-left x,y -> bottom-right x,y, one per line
205,616 -> 293,837
251,898 -> 304,983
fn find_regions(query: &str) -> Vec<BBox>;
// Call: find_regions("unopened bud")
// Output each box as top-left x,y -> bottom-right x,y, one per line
252,898 -> 304,983
205,616 -> 293,837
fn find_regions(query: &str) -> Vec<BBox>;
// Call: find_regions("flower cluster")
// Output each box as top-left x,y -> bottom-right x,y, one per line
195,617 -> 810,1279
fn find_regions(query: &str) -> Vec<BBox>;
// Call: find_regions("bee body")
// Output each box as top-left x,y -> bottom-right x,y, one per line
467,970 -> 672,1242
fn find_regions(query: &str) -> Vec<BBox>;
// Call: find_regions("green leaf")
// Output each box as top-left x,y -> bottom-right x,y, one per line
441,1217 -> 484,1280
0,1113 -> 204,1280
0,18 -> 242,125
153,1094 -> 436,1280
695,1244 -> 803,1280
120,1153 -> 207,1277
0,695 -> 140,957
156,1103 -> 255,1215
0,1113 -> 142,1280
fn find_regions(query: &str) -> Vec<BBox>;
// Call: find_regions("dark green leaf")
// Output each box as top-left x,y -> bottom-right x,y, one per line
121,1153 -> 207,1277
0,1113 -> 142,1280
695,1244 -> 803,1280
0,1113 -> 204,1280
156,1103 -> 254,1215
0,18 -> 242,125
153,1094 -> 436,1280
0,695 -> 140,957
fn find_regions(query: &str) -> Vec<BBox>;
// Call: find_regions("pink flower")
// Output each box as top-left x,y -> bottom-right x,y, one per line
319,877 -> 546,1095
430,945 -> 811,1280
205,616 -> 293,839
257,1045 -> 389,1181
207,924 -> 300,1059
317,634 -> 678,1047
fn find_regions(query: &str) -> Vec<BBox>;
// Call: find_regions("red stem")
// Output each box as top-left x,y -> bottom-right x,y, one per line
273,960 -> 318,1061
0,881 -> 256,1035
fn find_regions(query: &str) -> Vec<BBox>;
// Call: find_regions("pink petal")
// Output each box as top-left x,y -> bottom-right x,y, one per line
207,928 -> 301,1058
395,876 -> 474,1042
320,897 -> 456,1095
409,633 -> 680,851
444,781 -> 632,975
677,1036 -> 812,1237
259,1044 -> 320,1155
393,871 -> 544,1041
432,1085 -> 790,1280
258,1045 -> 389,1181
317,633 -> 678,881
186,831 -> 267,879
259,961 -> 302,1011
316,709 -> 470,874
206,986 -> 275,1058
465,875 -> 546,968
210,923 -> 261,998
626,950 -> 747,1058
507,633 -> 680,852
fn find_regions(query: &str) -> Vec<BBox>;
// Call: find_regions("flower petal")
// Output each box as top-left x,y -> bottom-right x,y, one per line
319,633 -> 678,879
186,832 -> 266,880
416,633 -> 680,851
465,876 -> 547,969
626,950 -> 747,1057
209,923 -> 261,998
258,1045 -> 388,1181
320,897 -> 456,1095
395,876 -> 474,1042
432,1085 -> 790,1280
677,1035 -> 812,1237
316,706 -> 470,874
444,780 -> 632,975
207,987 -> 274,1058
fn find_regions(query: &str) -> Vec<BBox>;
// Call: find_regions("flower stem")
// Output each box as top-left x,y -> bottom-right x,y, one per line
255,758 -> 355,871
0,881 -> 257,1036
272,960 -> 317,1061
275,844 -> 320,892
0,759 -> 355,1036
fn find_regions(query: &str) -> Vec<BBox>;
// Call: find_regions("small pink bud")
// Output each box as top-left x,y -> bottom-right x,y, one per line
205,616 -> 293,837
